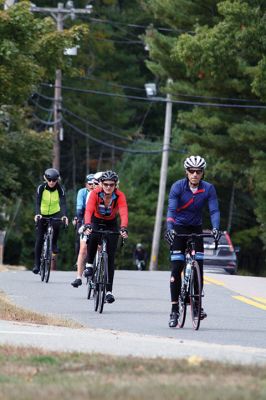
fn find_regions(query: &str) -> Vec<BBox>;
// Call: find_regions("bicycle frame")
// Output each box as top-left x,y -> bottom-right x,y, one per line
90,229 -> 121,314
175,232 -> 216,330
38,217 -> 64,283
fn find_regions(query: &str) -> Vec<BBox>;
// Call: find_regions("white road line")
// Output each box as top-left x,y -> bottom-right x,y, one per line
0,330 -> 63,336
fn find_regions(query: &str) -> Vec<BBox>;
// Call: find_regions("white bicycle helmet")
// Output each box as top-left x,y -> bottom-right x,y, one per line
184,156 -> 206,170
93,171 -> 103,184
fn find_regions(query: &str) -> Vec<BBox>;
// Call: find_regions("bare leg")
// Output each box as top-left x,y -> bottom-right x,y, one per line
76,239 -> 87,278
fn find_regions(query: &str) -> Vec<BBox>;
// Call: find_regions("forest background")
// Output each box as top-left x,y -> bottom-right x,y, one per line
1,0 -> 266,276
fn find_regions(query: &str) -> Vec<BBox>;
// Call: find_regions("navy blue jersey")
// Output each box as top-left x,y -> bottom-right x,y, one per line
166,178 -> 220,230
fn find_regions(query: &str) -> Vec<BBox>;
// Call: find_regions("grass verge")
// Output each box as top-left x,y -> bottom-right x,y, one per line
0,345 -> 266,400
0,290 -> 82,328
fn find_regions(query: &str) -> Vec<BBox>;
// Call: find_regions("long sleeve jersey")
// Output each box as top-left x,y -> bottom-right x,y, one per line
84,187 -> 128,228
166,178 -> 220,230
35,183 -> 67,216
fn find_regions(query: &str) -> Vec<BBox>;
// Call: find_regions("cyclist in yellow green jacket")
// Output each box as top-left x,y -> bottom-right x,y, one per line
32,168 -> 68,274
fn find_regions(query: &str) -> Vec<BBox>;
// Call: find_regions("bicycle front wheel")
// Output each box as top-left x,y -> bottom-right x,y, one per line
87,258 -> 97,300
44,235 -> 52,283
178,276 -> 187,328
98,253 -> 108,314
40,244 -> 46,282
190,261 -> 202,330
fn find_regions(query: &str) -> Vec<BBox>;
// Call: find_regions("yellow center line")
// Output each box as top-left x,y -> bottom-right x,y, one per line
251,297 -> 266,305
232,295 -> 266,311
204,276 -> 225,286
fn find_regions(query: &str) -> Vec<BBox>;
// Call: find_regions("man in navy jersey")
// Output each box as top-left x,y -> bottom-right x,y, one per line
165,156 -> 220,328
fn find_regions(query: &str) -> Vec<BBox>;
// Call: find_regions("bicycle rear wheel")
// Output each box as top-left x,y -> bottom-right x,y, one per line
98,253 -> 108,314
190,261 -> 202,330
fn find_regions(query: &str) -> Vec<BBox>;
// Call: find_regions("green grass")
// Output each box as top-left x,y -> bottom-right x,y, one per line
0,346 -> 266,400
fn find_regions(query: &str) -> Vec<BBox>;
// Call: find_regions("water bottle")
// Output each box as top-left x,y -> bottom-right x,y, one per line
184,261 -> 192,284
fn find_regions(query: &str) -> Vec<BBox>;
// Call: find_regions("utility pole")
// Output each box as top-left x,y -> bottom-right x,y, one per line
31,2 -> 93,171
149,86 -> 173,271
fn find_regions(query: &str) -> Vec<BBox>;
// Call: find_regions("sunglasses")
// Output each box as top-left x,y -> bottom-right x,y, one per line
47,178 -> 58,182
87,182 -> 94,185
187,169 -> 203,175
103,182 -> 115,188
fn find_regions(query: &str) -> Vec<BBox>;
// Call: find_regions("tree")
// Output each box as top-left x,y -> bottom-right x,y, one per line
143,0 -> 266,274
0,0 -> 87,264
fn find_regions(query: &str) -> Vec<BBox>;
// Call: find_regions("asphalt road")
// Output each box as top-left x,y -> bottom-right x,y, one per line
0,269 -> 266,364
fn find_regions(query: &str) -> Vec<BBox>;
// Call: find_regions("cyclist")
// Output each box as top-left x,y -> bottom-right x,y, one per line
165,156 -> 220,327
133,243 -> 147,271
83,170 -> 128,304
33,168 -> 68,274
71,173 -> 95,288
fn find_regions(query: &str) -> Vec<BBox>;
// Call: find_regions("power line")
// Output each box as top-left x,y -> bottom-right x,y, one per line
32,113 -> 61,126
41,83 -> 266,109
64,75 -> 264,103
62,118 -> 181,154
83,16 -> 191,34
93,38 -> 143,44
63,75 -> 146,92
33,92 -> 54,101
29,98 -> 53,112
62,106 -> 134,143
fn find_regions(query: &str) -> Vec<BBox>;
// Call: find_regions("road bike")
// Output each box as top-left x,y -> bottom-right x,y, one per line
175,232 -> 219,330
135,259 -> 146,271
89,229 -> 122,313
38,217 -> 66,283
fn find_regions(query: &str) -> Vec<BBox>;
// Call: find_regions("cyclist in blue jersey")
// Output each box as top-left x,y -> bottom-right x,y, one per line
71,173 -> 95,288
165,156 -> 220,328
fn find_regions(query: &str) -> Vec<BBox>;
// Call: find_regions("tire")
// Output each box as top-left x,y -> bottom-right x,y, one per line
93,281 -> 99,311
98,283 -> 106,314
40,236 -> 47,282
178,276 -> 187,328
87,258 -> 97,300
40,245 -> 46,282
190,261 -> 202,330
98,253 -> 108,314
93,254 -> 101,311
44,234 -> 52,283
87,277 -> 92,300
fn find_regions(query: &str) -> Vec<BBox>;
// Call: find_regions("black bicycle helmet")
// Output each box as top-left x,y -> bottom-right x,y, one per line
44,168 -> 60,180
100,170 -> 119,183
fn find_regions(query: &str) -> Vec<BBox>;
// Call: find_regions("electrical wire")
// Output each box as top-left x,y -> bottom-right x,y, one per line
62,106 -> 134,143
29,98 -> 54,112
34,92 -> 54,101
32,113 -> 61,126
62,117 -> 181,154
86,16 -> 192,34
41,83 -> 266,109
63,75 -> 146,92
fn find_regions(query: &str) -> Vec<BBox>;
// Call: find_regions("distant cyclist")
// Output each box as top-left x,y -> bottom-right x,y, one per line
83,170 -> 128,304
165,156 -> 220,327
33,168 -> 68,274
133,243 -> 147,270
71,173 -> 95,288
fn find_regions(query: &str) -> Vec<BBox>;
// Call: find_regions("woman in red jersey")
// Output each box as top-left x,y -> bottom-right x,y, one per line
84,170 -> 128,304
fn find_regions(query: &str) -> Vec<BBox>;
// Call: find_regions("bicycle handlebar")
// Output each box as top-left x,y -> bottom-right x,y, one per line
91,230 -> 121,235
35,216 -> 68,228
91,229 -> 126,247
174,232 -> 221,250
